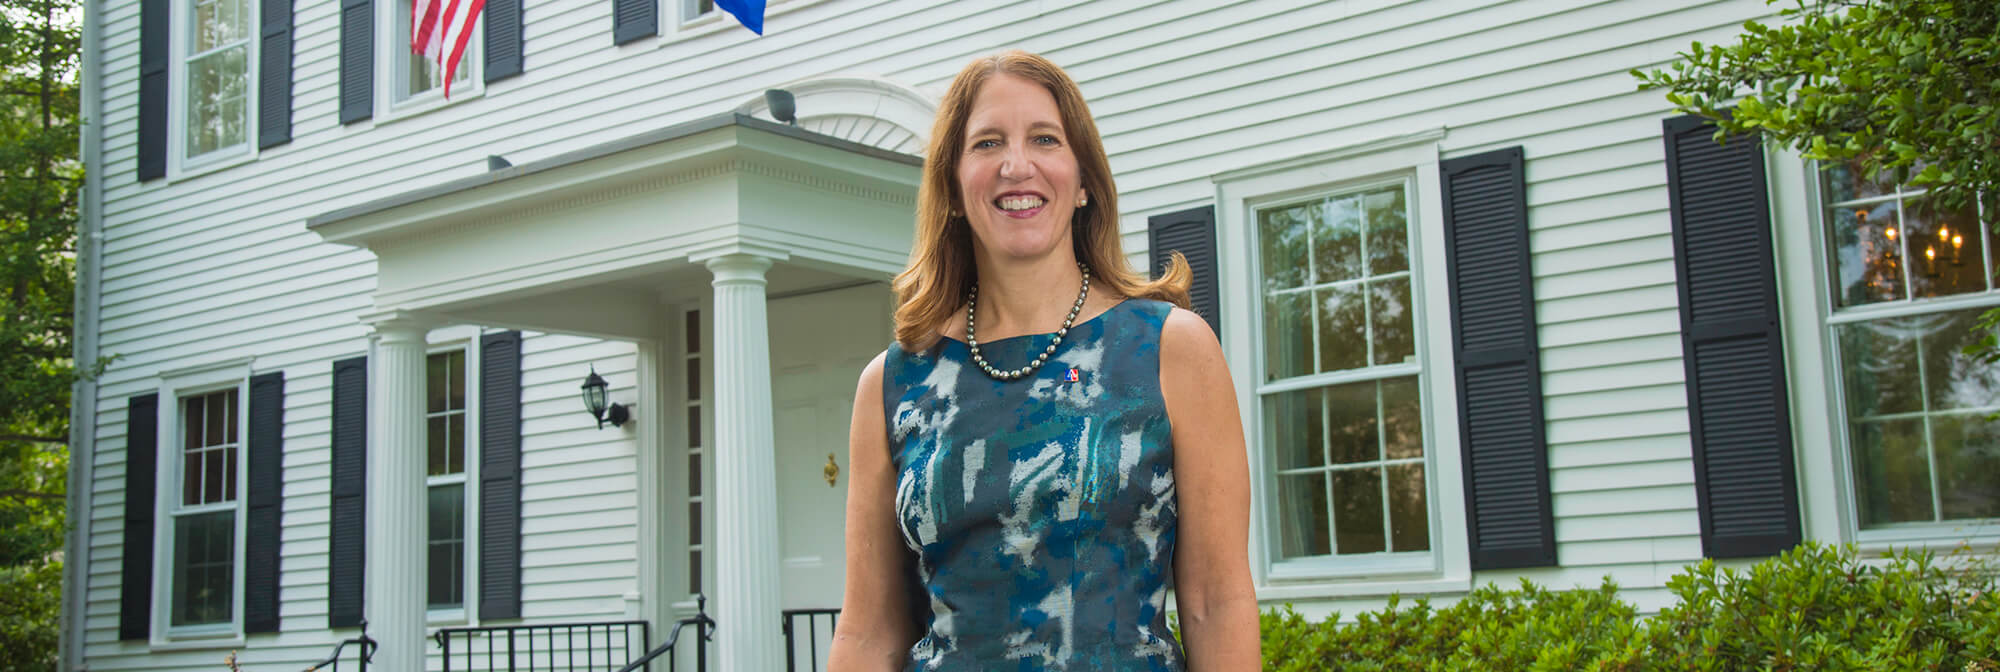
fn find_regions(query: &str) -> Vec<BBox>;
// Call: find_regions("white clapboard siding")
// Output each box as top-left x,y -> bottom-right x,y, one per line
79,0 -> 1803,665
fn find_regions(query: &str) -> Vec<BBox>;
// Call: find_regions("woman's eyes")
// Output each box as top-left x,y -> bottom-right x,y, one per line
969,135 -> 1062,150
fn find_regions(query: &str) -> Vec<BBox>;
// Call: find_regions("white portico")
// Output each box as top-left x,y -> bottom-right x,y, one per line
309,113 -> 920,672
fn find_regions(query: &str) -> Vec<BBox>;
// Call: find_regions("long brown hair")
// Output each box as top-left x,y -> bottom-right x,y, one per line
892,50 -> 1191,351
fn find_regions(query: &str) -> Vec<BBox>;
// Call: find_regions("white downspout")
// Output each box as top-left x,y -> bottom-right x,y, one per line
63,0 -> 106,665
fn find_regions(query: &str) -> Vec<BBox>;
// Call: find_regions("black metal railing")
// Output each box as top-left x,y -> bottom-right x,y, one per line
781,608 -> 840,672
616,595 -> 716,672
305,622 -> 378,672
433,620 -> 651,672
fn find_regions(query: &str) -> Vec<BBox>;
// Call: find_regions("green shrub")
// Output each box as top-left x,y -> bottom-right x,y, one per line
1260,542 -> 2000,672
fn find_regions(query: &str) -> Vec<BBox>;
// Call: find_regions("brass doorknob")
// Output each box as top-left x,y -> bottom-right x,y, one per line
823,453 -> 839,487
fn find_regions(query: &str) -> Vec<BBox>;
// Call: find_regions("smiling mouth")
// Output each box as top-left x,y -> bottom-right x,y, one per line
996,195 -> 1047,212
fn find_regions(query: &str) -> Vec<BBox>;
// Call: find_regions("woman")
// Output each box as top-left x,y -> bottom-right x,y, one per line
828,50 -> 1259,671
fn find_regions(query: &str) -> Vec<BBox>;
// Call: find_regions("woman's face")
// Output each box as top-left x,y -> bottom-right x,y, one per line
955,73 -> 1085,264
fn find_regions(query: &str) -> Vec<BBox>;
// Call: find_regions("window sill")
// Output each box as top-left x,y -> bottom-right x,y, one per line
427,607 -> 470,626
1254,573 -> 1471,603
377,86 -> 487,128
149,628 -> 244,652
164,147 -> 257,185
1256,552 -> 1462,601
1853,522 -> 2000,555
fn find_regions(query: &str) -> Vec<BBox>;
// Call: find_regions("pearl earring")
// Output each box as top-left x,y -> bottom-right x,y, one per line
1078,195 -> 1088,207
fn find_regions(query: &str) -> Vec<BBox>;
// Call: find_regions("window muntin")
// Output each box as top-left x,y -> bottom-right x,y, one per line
1821,162 -> 2000,529
427,349 -> 468,609
183,0 -> 253,161
170,389 -> 239,627
1258,181 -> 1431,561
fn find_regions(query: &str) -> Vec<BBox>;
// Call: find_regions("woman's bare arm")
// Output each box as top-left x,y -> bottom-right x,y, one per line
1157,308 -> 1262,670
827,352 -> 919,671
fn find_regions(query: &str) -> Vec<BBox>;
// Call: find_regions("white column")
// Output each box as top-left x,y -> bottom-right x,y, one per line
366,317 -> 430,672
705,254 -> 783,672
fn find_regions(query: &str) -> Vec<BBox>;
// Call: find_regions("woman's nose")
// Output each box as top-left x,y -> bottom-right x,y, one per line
1000,145 -> 1035,180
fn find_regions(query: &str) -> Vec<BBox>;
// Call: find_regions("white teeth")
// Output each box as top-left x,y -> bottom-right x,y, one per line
997,195 -> 1045,211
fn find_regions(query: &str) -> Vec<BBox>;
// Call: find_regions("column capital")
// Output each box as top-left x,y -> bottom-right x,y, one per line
358,310 -> 437,344
703,253 -> 776,286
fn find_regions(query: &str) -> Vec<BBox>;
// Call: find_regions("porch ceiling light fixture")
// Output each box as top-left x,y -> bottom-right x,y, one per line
580,366 -> 630,429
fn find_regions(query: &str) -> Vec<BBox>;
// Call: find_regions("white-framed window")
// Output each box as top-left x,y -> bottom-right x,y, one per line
172,0 -> 258,173
1813,161 -> 1999,535
1214,130 -> 1471,591
683,308 -> 707,599
424,335 -> 480,622
679,0 -> 714,23
151,358 -> 254,643
380,0 -> 481,117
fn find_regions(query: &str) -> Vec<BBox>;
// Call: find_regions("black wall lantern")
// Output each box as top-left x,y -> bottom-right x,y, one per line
581,366 -> 630,429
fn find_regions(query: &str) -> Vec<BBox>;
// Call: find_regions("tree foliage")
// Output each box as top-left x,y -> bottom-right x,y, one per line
0,0 -> 80,668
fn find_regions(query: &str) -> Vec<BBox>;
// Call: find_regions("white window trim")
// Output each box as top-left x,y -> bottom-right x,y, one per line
425,326 -> 482,626
653,0 -> 822,43
375,0 -> 484,123
149,356 -> 255,648
1209,127 -> 1472,595
1768,148 -> 2000,554
166,0 -> 260,182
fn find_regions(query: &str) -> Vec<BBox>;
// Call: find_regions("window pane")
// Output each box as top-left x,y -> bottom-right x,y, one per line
1277,474 -> 1330,558
448,350 -> 467,411
686,405 -> 701,448
688,452 -> 701,497
172,510 -> 235,626
687,361 -> 702,403
1314,196 -> 1363,284
689,501 -> 702,546
427,353 -> 448,414
206,391 -> 227,447
1822,161 -> 1897,204
1835,319 -> 1923,417
183,451 -> 202,507
1905,197 -> 1986,299
1931,413 -> 2000,520
1381,376 -> 1424,459
203,448 -> 225,504
1265,387 -> 1325,470
1851,418 -> 1933,525
185,47 -> 248,157
1826,202 -> 1904,307
223,447 -> 236,502
1324,380 -> 1378,465
1331,467 -> 1386,555
1315,284 -> 1366,372
688,550 -> 702,595
1369,277 -> 1415,366
1364,186 -> 1409,276
448,413 -> 465,475
1387,463 -> 1429,552
1259,202 -> 1313,291
225,390 -> 238,445
428,483 -> 465,608
1922,308 -> 2000,412
190,0 -> 250,52
428,416 -> 448,476
1262,290 -> 1312,382
185,395 -> 204,451
686,311 -> 702,354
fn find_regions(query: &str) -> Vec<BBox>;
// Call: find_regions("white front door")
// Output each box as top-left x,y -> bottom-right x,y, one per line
768,283 -> 892,615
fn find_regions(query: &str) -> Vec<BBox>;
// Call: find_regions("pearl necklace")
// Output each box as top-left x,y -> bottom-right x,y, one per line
966,263 -> 1090,381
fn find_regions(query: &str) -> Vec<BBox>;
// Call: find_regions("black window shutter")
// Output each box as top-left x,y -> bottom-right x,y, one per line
257,0 -> 293,148
339,0 -> 373,124
137,0 -> 169,180
120,394 -> 159,640
484,0 -> 523,82
245,372 -> 286,633
1146,205 -> 1221,336
1441,146 -> 1557,570
1661,114 -> 1800,559
478,331 -> 524,619
613,0 -> 657,45
329,357 -> 368,628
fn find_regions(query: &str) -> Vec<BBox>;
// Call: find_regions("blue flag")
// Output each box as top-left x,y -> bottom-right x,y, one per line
716,0 -> 765,34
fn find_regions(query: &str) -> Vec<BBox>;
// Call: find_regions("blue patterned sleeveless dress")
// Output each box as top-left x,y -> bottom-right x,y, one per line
882,298 -> 1184,671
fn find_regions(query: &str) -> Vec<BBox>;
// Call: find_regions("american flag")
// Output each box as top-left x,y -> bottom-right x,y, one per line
412,0 -> 485,98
